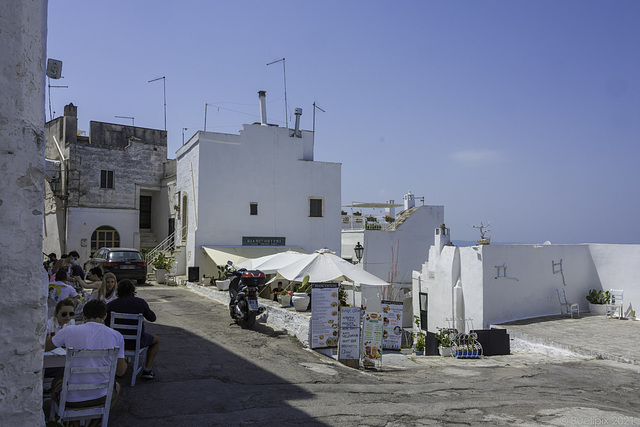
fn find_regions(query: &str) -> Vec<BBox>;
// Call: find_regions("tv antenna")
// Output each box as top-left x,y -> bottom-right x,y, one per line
266,58 -> 288,129
115,116 -> 134,126
47,77 -> 68,121
312,101 -> 325,149
148,76 -> 166,131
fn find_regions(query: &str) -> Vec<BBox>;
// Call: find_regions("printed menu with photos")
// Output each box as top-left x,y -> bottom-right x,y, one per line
338,307 -> 361,360
362,312 -> 384,362
310,283 -> 340,349
381,300 -> 403,350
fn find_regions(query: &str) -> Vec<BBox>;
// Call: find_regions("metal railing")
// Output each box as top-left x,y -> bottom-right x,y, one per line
341,215 -> 396,231
145,225 -> 186,265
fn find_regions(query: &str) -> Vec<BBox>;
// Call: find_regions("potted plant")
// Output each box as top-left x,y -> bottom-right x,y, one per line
586,289 -> 610,315
341,210 -> 348,216
413,315 -> 425,356
454,333 -> 481,358
292,275 -> 311,312
338,285 -> 349,307
383,215 -> 394,223
152,252 -> 173,284
215,264 -> 231,291
352,211 -> 362,216
365,215 -> 377,222
435,327 -> 456,357
277,289 -> 291,308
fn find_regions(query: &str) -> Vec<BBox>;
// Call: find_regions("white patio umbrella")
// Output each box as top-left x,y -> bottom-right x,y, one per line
235,251 -> 309,274
274,248 -> 388,286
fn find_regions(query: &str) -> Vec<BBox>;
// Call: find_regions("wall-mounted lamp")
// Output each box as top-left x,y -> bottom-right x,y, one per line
354,241 -> 364,264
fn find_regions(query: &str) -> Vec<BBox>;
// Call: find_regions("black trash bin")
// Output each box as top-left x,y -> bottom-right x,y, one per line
188,266 -> 199,283
471,328 -> 510,356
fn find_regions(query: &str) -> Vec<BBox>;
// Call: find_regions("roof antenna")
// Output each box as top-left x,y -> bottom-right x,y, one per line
266,58 -> 288,129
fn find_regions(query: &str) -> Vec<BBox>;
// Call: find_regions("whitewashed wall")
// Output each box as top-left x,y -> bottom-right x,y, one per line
0,0 -> 47,423
362,206 -> 443,284
588,244 -> 640,316
421,241 -> 639,332
67,207 -> 140,261
176,123 -> 341,277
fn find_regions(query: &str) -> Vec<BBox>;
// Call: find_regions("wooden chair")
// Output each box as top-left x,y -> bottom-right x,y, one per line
605,289 -> 624,319
556,289 -> 580,318
49,347 -> 119,427
109,312 -> 148,386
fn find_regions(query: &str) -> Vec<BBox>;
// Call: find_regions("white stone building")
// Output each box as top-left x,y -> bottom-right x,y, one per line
173,92 -> 341,278
416,225 -> 640,333
341,192 -> 444,286
43,104 -> 174,262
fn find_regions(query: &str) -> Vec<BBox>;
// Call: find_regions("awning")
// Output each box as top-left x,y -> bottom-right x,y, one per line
201,246 -> 306,267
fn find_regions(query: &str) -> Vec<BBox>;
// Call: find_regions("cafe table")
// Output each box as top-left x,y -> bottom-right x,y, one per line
43,347 -> 66,369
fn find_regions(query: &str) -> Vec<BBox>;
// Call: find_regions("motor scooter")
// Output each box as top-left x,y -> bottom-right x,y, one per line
228,264 -> 266,328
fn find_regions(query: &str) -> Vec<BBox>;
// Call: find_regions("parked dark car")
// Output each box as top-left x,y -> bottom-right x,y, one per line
84,248 -> 147,284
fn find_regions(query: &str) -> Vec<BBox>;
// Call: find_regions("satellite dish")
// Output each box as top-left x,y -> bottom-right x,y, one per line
46,59 -> 62,79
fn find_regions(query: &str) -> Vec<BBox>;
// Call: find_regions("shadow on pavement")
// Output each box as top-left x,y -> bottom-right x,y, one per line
109,321 -> 330,426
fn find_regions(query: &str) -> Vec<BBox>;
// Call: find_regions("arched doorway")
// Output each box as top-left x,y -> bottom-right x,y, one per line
91,225 -> 121,255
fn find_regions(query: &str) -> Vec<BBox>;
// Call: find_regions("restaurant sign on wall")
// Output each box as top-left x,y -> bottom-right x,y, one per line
242,236 -> 286,246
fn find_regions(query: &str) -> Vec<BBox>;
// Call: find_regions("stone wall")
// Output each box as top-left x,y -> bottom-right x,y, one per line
0,0 -> 48,423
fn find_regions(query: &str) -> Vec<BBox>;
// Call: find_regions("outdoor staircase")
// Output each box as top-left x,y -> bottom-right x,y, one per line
139,229 -> 159,251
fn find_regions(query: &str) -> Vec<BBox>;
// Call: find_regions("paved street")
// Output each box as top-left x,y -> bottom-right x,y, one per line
108,284 -> 640,426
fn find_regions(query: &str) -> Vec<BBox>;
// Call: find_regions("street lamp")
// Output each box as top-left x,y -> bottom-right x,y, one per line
354,242 -> 364,264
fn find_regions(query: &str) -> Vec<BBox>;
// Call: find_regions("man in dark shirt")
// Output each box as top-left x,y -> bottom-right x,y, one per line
68,250 -> 85,279
106,280 -> 160,380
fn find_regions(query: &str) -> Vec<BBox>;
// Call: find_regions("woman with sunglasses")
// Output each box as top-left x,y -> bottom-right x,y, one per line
47,298 -> 77,337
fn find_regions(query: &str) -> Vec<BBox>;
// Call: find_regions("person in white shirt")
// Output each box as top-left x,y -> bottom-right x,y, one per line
46,299 -> 127,420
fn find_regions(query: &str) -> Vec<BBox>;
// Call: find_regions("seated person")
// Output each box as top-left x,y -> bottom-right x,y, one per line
68,250 -> 85,282
48,270 -> 78,299
106,280 -> 159,380
44,297 -> 77,378
76,267 -> 104,291
45,299 -> 127,425
89,272 -> 118,304
47,298 -> 77,337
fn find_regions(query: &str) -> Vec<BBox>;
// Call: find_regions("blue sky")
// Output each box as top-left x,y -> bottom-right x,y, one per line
46,1 -> 640,244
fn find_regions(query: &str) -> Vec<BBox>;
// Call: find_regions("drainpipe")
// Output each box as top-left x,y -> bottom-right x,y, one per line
52,135 -> 68,254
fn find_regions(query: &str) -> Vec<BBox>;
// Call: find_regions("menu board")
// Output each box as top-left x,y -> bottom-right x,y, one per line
362,312 -> 384,362
338,307 -> 361,360
381,300 -> 403,350
310,283 -> 340,348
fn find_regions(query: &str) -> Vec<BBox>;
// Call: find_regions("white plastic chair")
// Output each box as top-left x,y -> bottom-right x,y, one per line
556,289 -> 580,318
109,312 -> 148,386
605,289 -> 624,319
166,261 -> 179,285
49,347 -> 119,427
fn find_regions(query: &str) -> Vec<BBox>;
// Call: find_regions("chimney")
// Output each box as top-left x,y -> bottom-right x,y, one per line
258,91 -> 267,126
293,107 -> 302,137
404,191 -> 415,210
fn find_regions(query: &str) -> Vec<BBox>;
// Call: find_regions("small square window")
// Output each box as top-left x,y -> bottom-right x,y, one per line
309,198 -> 323,217
100,170 -> 114,189
250,203 -> 258,216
